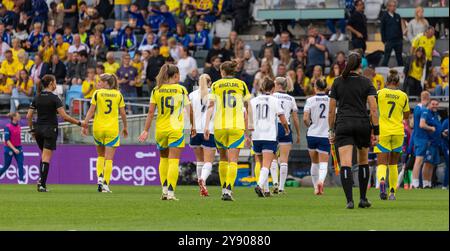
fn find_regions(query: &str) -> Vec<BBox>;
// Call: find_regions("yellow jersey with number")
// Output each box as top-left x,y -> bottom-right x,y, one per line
91,89 -> 125,133
150,84 -> 190,132
210,77 -> 251,130
378,88 -> 409,136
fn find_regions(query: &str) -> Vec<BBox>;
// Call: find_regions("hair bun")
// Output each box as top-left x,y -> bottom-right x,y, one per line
315,79 -> 327,90
389,69 -> 398,76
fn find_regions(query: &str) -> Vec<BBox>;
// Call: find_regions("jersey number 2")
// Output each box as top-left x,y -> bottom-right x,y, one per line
319,103 -> 326,119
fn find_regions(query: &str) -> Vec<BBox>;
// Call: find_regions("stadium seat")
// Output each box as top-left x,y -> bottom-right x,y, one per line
65,85 -> 83,109
375,66 -> 390,82
194,50 -> 209,67
365,0 -> 383,20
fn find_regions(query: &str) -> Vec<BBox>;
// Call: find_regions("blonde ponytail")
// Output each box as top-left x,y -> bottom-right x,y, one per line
199,74 -> 211,101
156,64 -> 179,89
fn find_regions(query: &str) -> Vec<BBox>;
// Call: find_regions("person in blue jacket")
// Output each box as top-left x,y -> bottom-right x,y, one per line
128,3 -> 146,29
441,118 -> 449,189
191,21 -> 209,50
120,26 -> 137,52
27,22 -> 44,52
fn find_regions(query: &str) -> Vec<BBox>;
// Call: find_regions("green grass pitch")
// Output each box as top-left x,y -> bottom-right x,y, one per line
0,185 -> 448,231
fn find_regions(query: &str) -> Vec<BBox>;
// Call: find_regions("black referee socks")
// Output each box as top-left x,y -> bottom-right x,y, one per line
39,162 -> 50,187
358,165 -> 370,200
340,166 -> 354,203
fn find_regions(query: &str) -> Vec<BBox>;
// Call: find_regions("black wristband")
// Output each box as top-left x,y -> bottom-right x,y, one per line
373,125 -> 380,135
77,121 -> 82,127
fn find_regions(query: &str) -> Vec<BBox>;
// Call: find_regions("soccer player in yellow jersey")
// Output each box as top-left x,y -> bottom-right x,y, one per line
82,74 -> 128,193
375,69 -> 410,201
139,64 -> 194,201
204,61 -> 251,201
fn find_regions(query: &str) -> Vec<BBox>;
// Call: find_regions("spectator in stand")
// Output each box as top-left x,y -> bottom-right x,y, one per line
62,25 -> 74,44
183,68 -> 199,94
107,20 -> 124,51
10,69 -> 34,112
276,63 -> 288,78
425,67 -> 443,95
128,3 -> 146,30
304,25 -> 327,78
182,4 -> 198,34
140,50 -> 150,90
289,66 -> 310,97
139,32 -> 156,51
259,31 -> 279,59
49,54 -> 67,86
17,51 -> 34,73
177,46 -> 197,83
224,30 -> 238,52
261,47 -> 280,77
212,14 -> 233,39
91,33 -> 108,63
78,1 -> 90,25
0,50 -> 22,81
231,0 -> 251,34
48,1 -> 64,31
243,48 -> 259,76
279,48 -> 294,70
26,22 -> 44,52
10,38 -> 24,61
81,67 -> 96,101
114,0 -> 130,21
66,52 -> 78,83
174,23 -> 191,48
403,46 -> 426,96
380,0 -> 404,67
47,23 -> 57,42
166,0 -> 181,16
191,20 -> 209,50
74,50 -> 95,84
0,35 -> 9,61
233,38 -> 246,61
68,34 -> 89,54
206,37 -> 232,68
63,0 -> 79,32
364,65 -> 385,91
310,65 -> 324,88
412,26 -> 436,75
117,53 -> 138,110
346,0 -> 367,53
407,6 -> 429,43
54,34 -> 69,62
204,55 -> 222,83
436,74 -> 449,96
253,61 -> 274,96
146,46 -> 165,91
0,22 -> 11,45
29,53 -> 49,89
0,73 -> 13,105
152,4 -> 177,31
291,47 -> 306,71
120,26 -> 137,52
157,22 -> 173,40
278,31 -> 299,57
38,34 -> 55,63
0,4 -> 16,30
103,51 -> 121,75
326,63 -> 341,89
77,24 -> 89,45
131,51 -> 144,97
334,51 -> 347,72
30,0 -> 49,26
168,37 -> 181,62
159,34 -> 170,58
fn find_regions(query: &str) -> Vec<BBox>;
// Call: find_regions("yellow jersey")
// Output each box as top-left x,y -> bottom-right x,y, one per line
210,77 -> 251,130
413,35 -> 436,61
17,78 -> 34,94
377,88 -> 409,136
0,60 -> 23,77
56,43 -> 70,61
38,45 -> 55,63
150,84 -> 190,132
160,46 -> 170,58
409,60 -> 424,81
372,73 -> 385,90
0,78 -> 14,94
441,56 -> 449,77
131,61 -> 143,87
166,0 -> 181,15
91,89 -> 125,133
104,62 -> 121,75
325,75 -> 335,89
23,60 -> 34,72
11,48 -> 25,61
82,79 -> 96,99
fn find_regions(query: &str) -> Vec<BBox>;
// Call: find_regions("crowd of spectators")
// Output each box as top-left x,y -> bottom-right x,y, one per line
0,0 -> 448,115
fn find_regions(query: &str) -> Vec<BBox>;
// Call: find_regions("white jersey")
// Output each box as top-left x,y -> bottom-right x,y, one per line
304,93 -> 330,138
273,92 -> 298,124
189,89 -> 215,134
250,94 -> 284,141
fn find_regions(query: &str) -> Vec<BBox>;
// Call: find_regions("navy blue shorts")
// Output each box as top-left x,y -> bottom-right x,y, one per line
306,136 -> 330,154
252,140 -> 278,154
277,123 -> 292,144
190,133 -> 216,148
425,144 -> 440,165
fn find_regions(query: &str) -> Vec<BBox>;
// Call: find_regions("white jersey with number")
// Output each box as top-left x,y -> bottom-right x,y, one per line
273,92 -> 298,124
250,94 -> 284,141
304,93 -> 330,138
189,89 -> 215,134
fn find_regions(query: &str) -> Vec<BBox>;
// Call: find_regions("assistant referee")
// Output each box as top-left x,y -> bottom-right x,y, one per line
328,52 -> 379,209
26,75 -> 85,192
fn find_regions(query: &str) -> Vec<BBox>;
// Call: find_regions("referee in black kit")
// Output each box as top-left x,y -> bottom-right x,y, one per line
328,52 -> 379,209
26,75 -> 85,192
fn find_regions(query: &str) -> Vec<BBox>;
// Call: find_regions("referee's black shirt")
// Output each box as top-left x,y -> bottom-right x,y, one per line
329,73 -> 377,122
30,91 -> 64,126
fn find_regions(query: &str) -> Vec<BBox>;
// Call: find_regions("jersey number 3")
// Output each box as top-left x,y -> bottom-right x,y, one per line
104,99 -> 113,114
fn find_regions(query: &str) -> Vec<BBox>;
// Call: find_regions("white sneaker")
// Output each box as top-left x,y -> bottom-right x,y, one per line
442,186 -> 448,190
18,180 -> 26,185
329,33 -> 337,41
167,194 -> 179,201
102,184 -> 112,193
337,33 -> 346,41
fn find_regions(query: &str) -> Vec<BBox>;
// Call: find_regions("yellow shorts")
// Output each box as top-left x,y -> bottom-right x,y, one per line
156,129 -> 185,150
374,135 -> 404,153
93,130 -> 120,147
214,129 -> 245,149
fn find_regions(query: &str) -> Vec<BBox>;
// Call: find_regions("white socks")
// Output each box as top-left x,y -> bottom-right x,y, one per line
279,163 -> 288,191
423,180 -> 431,188
412,179 -> 420,188
196,162 -> 204,180
311,163 -> 319,188
163,186 -> 168,195
201,162 -> 212,181
258,167 -> 270,188
318,162 -> 328,184
270,160 -> 279,186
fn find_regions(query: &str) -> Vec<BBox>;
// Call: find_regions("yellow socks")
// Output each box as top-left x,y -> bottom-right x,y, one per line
96,156 -> 105,179
104,160 -> 113,185
255,161 -> 261,180
377,164 -> 387,183
159,157 -> 169,188
219,161 -> 228,188
167,158 -> 180,191
225,162 -> 238,190
388,164 -> 398,194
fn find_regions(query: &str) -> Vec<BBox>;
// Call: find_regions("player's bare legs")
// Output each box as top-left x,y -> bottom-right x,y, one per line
255,151 -> 274,197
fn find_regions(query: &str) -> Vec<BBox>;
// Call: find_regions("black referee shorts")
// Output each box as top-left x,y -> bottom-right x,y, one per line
335,118 -> 372,149
35,125 -> 58,151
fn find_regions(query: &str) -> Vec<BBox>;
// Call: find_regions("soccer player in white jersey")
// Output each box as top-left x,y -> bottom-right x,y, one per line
272,77 -> 301,194
250,78 -> 290,197
303,79 -> 331,195
188,74 -> 216,196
